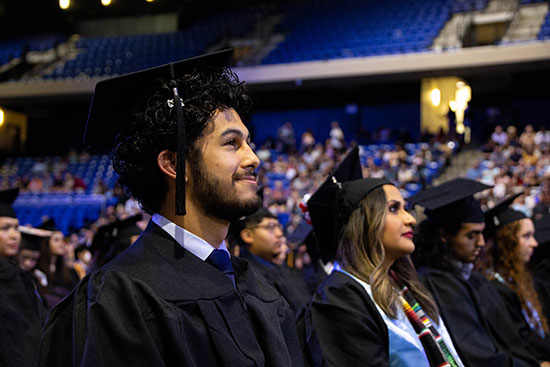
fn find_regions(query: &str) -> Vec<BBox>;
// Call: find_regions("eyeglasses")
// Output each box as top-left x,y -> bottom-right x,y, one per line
249,222 -> 283,233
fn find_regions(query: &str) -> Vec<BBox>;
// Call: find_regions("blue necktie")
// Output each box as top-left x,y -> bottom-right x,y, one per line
206,249 -> 236,289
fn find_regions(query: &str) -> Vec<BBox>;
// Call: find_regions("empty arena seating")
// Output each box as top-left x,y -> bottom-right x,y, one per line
539,10 -> 550,39
43,10 -> 259,79
262,0 -> 454,64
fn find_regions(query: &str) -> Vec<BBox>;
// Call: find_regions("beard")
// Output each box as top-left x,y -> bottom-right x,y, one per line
188,156 -> 261,222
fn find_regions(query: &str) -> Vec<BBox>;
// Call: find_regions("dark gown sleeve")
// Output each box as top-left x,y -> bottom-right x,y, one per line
297,271 -> 389,367
0,258 -> 44,367
490,279 -> 550,361
419,270 -> 527,367
40,269 -> 220,367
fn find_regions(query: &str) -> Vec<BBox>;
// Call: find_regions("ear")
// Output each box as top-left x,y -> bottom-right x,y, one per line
240,228 -> 254,245
439,228 -> 449,244
157,150 -> 177,180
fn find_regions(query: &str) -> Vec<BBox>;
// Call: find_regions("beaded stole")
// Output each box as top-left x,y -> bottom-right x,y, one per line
390,271 -> 458,367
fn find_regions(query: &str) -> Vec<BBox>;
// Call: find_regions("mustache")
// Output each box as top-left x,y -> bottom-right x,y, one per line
233,170 -> 258,180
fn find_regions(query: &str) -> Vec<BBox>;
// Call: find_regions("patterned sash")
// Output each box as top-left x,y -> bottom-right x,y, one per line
390,270 -> 459,367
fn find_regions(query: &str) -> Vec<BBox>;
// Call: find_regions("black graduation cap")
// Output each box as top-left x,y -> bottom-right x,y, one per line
308,145 -> 394,264
38,218 -> 57,232
18,226 -> 51,252
91,213 -> 143,254
408,178 -> 492,224
0,187 -> 19,218
83,49 -> 233,216
484,193 -> 525,229
483,192 -> 525,246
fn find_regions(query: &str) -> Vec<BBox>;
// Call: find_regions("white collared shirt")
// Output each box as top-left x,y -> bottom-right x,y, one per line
151,213 -> 230,261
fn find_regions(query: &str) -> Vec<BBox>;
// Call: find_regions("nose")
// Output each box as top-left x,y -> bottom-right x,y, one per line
242,142 -> 260,171
532,237 -> 539,248
402,210 -> 416,227
477,233 -> 485,248
275,226 -> 284,238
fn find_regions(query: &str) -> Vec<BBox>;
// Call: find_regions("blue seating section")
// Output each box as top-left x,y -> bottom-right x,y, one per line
262,0 -> 453,64
520,0 -> 547,4
452,0 -> 489,12
14,193 -> 106,235
25,34 -> 67,52
0,40 -> 23,66
538,9 -> 550,40
43,10 -> 259,79
1,155 -> 117,194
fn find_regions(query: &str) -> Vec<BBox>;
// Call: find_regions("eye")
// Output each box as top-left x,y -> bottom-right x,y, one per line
388,203 -> 400,213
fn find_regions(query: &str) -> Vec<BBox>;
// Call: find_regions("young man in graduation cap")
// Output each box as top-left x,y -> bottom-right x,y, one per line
0,188 -> 45,367
411,178 -> 540,367
229,207 -> 310,313
40,50 -> 304,367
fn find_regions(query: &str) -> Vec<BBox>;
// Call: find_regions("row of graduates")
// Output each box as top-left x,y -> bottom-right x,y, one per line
298,146 -> 550,367
2,50 -> 548,366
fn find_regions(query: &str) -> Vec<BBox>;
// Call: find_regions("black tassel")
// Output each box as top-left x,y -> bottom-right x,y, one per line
170,63 -> 186,216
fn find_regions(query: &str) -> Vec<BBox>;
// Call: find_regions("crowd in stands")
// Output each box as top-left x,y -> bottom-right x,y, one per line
467,123 -> 550,218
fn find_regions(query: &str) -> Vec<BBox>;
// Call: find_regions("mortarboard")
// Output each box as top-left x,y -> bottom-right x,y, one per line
18,226 -> 51,252
0,188 -> 19,218
307,145 -> 393,263
408,178 -> 492,224
38,218 -> 58,232
83,49 -> 233,216
90,213 -> 143,254
484,192 -> 525,230
483,193 -> 525,252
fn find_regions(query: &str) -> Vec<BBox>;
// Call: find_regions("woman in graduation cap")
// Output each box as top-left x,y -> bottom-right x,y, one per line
299,148 -> 464,367
35,219 -> 79,309
476,202 -> 550,363
0,188 -> 45,367
411,178 -> 541,367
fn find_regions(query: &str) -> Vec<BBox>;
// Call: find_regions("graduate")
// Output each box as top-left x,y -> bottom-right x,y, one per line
298,147 -> 463,367
477,197 -> 550,363
411,178 -> 540,367
0,188 -> 45,367
229,207 -> 310,313
39,50 -> 304,367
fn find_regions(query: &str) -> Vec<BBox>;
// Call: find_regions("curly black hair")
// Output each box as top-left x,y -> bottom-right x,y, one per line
112,66 -> 252,214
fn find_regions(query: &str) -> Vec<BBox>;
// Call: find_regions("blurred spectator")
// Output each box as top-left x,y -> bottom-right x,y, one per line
491,125 -> 508,146
300,129 -> 315,151
329,120 -> 345,151
520,124 -> 536,150
535,126 -> 550,146
277,121 -> 295,153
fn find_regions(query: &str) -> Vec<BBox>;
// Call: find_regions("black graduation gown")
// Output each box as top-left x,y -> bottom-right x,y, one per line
39,222 -> 305,367
418,266 -> 539,367
240,249 -> 311,314
489,278 -> 550,361
296,271 -> 390,367
0,257 -> 45,367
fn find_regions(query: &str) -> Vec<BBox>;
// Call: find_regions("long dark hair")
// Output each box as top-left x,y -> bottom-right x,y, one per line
36,233 -> 75,289
336,186 -> 439,321
478,220 -> 549,335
